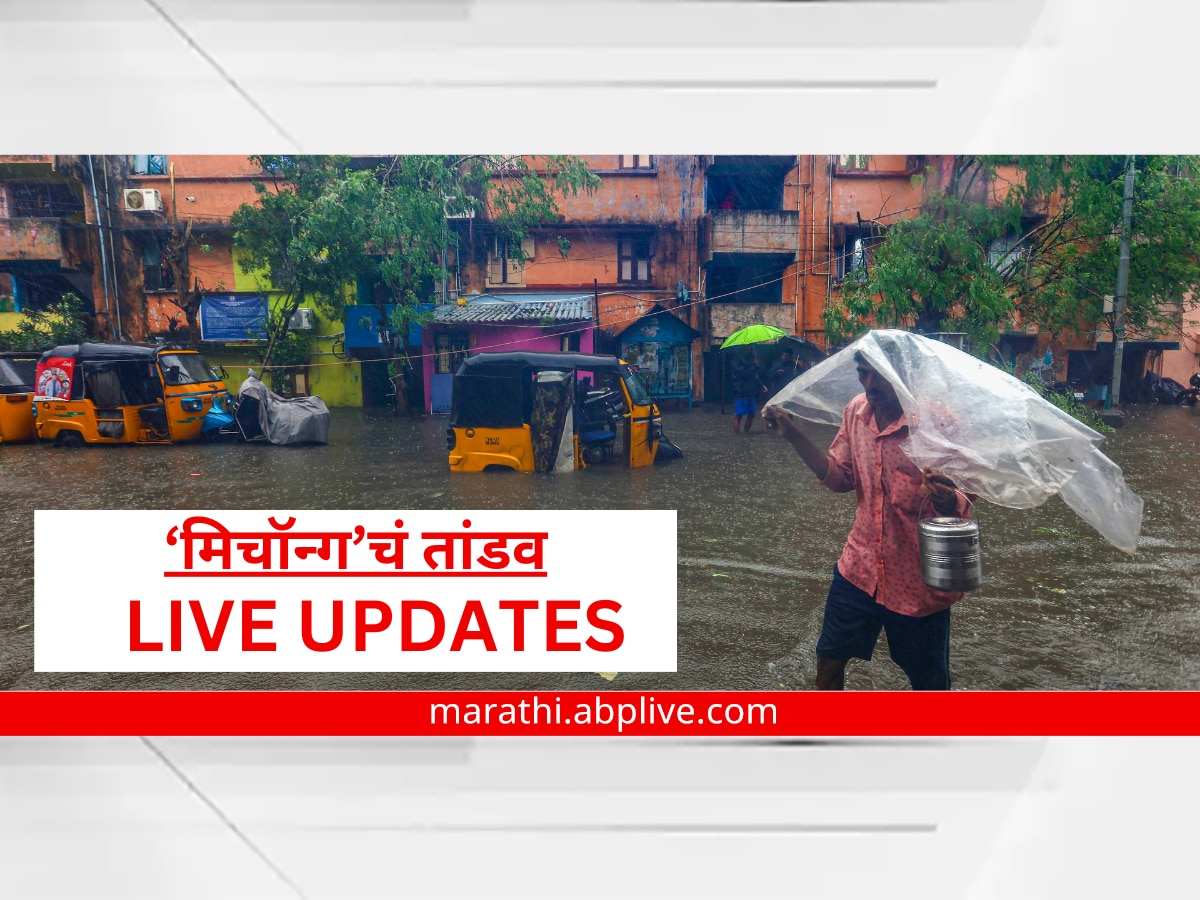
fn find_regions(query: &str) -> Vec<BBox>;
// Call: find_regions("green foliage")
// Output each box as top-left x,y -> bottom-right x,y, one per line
0,293 -> 89,351
1019,369 -> 1113,434
259,308 -> 314,393
231,155 -> 602,368
827,155 -> 1200,351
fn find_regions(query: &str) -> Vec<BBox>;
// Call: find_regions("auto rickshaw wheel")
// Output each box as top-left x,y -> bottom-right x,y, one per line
54,430 -> 85,449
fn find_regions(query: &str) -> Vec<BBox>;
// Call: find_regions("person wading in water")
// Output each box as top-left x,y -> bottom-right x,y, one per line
763,352 -> 971,690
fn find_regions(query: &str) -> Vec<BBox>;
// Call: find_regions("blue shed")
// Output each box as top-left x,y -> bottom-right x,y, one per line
613,304 -> 700,407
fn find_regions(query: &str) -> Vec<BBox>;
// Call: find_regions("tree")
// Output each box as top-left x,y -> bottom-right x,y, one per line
826,155 -> 1200,353
231,155 -> 601,401
159,219 -> 202,345
0,292 -> 89,351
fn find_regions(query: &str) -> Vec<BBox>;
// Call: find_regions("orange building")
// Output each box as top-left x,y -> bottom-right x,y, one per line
4,154 -> 1193,408
0,155 -> 104,326
440,154 -> 707,406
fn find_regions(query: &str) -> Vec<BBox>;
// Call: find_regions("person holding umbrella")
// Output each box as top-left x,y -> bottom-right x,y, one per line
721,324 -> 785,434
763,351 -> 969,690
731,347 -> 767,434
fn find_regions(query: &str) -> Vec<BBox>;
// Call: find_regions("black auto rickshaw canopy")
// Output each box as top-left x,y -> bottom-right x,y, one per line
39,342 -> 169,363
451,351 -> 643,430
39,342 -> 183,406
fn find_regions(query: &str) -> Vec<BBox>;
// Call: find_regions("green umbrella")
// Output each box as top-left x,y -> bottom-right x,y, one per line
720,324 -> 788,349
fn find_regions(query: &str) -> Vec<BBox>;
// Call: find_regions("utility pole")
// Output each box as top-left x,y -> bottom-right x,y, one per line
1107,155 -> 1136,409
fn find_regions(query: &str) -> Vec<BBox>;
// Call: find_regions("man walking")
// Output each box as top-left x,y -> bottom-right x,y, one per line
763,352 -> 970,690
767,348 -> 800,400
730,348 -> 766,434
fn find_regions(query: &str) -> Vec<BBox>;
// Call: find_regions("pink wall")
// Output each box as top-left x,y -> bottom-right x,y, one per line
1159,294 -> 1200,384
423,323 -> 596,414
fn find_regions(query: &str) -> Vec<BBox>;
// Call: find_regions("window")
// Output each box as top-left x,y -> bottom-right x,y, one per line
487,234 -> 533,287
619,155 -> 654,170
159,354 -> 217,385
435,332 -> 469,375
618,235 -> 653,284
837,154 -> 870,172
988,232 -> 1028,277
835,227 -> 881,283
560,332 -> 581,352
132,155 -> 168,175
142,235 -> 181,293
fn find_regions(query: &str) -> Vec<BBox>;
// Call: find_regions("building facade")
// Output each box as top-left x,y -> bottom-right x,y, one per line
3,154 -> 1194,409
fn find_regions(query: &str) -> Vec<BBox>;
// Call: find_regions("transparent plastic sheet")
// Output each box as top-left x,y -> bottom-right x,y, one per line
764,329 -> 1144,554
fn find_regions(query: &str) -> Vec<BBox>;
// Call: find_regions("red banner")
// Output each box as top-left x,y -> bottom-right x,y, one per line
34,356 -> 74,399
2,691 -> 1199,736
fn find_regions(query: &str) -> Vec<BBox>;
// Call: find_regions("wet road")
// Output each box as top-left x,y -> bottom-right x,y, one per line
2,403 -> 1199,691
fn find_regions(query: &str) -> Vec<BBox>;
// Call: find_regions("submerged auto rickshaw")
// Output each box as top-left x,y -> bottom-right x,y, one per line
446,351 -> 681,473
0,350 -> 40,444
33,343 -> 228,446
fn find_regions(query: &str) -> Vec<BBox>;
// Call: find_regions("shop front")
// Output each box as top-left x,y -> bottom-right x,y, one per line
613,304 -> 700,408
422,293 -> 596,415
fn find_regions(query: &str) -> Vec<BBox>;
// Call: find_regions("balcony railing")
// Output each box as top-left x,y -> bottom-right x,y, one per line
708,301 -> 796,340
707,209 -> 800,255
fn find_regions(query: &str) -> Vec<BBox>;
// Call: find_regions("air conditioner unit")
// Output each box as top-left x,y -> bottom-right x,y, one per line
287,308 -> 316,331
124,188 -> 163,213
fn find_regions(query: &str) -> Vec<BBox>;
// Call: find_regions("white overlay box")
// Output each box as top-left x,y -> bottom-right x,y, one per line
34,509 -> 677,673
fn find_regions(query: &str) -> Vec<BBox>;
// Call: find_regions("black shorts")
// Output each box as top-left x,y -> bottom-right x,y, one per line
815,564 -> 951,690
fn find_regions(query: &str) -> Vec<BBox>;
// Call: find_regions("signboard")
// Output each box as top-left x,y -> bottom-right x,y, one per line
35,509 -> 678,674
199,294 -> 268,342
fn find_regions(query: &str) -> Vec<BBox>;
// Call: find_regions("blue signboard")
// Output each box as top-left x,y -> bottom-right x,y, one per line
200,294 -> 268,342
344,304 -> 431,350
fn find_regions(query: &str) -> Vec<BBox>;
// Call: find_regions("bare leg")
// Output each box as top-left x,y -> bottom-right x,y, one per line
744,412 -> 756,433
733,415 -> 742,434
815,656 -> 848,690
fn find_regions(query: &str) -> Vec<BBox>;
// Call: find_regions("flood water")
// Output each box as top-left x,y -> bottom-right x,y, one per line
2,402 -> 1199,691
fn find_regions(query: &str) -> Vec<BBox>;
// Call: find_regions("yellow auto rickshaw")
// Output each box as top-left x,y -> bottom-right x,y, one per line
33,342 -> 228,446
0,350 -> 40,444
446,351 -> 682,473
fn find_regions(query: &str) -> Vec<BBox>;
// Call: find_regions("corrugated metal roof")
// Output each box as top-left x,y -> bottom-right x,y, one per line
433,294 -> 594,324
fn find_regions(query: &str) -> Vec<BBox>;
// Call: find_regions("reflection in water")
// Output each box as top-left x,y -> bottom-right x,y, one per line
2,404 -> 1198,691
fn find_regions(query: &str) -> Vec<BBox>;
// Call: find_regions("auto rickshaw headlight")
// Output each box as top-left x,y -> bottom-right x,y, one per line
181,397 -> 203,412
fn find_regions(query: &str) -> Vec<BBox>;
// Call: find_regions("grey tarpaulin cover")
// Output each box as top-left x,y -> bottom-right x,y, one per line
763,329 -> 1144,554
237,372 -> 330,445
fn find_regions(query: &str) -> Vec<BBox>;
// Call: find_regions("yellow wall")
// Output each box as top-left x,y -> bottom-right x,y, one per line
210,246 -> 363,406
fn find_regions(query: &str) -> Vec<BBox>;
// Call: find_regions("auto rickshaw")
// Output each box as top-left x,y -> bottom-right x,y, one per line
0,350 -> 40,444
33,342 -> 228,446
446,351 -> 681,473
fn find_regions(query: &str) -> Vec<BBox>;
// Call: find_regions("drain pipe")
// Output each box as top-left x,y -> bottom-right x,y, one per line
826,155 -> 834,331
101,160 -> 123,340
86,155 -> 113,333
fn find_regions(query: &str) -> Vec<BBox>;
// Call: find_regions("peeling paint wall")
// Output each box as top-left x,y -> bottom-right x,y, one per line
458,155 -> 705,395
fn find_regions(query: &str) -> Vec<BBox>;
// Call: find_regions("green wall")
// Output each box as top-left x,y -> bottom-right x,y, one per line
206,248 -> 363,407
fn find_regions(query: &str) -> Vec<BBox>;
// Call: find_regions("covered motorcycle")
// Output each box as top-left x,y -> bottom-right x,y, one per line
233,371 -> 329,445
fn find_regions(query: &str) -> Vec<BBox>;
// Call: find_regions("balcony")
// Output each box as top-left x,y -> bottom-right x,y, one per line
708,302 -> 796,340
0,156 -> 56,178
0,218 -> 64,263
707,209 -> 799,256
